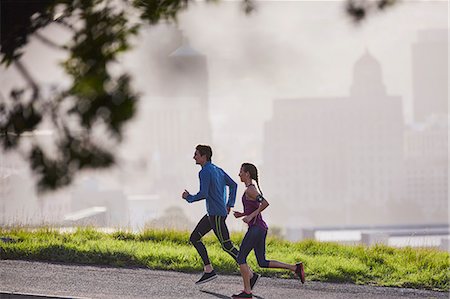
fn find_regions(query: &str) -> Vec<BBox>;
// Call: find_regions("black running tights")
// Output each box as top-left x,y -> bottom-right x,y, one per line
189,214 -> 239,266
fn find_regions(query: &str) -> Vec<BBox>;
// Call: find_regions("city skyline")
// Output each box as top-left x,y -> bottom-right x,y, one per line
0,1 -> 447,233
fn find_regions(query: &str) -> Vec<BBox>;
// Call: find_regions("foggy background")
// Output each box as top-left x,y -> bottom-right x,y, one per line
0,1 -> 448,236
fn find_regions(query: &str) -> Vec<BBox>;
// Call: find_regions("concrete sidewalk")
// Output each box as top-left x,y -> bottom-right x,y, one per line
0,260 -> 447,299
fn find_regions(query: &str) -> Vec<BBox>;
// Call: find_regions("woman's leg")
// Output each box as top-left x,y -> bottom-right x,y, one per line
239,264 -> 253,293
254,228 -> 295,271
236,227 -> 258,294
267,261 -> 296,271
253,227 -> 305,283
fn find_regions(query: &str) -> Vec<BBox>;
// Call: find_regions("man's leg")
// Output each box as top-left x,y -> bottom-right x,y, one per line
209,215 -> 239,261
190,215 -> 214,272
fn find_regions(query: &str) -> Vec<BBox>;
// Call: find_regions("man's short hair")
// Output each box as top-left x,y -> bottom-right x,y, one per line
196,145 -> 212,161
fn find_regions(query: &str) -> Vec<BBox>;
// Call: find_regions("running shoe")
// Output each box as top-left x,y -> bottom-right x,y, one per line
195,270 -> 217,284
295,262 -> 305,284
231,290 -> 253,298
249,273 -> 260,289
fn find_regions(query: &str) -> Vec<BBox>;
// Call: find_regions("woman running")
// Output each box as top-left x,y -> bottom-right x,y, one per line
231,163 -> 305,299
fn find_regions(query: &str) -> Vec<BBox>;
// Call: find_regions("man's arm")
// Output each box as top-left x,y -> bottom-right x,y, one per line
186,168 -> 210,203
224,171 -> 237,208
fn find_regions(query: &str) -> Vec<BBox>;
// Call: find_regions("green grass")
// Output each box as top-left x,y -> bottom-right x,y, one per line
0,227 -> 448,291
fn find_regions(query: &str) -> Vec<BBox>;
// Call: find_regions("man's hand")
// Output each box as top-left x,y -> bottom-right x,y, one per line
182,189 -> 190,200
227,206 -> 231,214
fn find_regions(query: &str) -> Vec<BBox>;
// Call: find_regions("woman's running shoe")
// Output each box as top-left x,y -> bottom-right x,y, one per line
231,290 -> 253,298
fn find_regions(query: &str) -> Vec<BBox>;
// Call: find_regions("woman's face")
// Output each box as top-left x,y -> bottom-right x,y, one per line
238,167 -> 249,182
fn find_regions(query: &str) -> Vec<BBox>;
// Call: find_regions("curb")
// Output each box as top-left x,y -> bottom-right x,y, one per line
0,291 -> 89,299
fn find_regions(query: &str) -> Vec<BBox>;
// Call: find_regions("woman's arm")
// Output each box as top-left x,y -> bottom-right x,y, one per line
243,199 -> 269,223
233,211 -> 246,218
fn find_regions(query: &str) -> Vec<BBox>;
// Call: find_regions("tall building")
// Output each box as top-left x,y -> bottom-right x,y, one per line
403,28 -> 448,224
118,26 -> 213,222
141,27 -> 212,187
263,50 -> 404,227
403,116 -> 448,222
412,29 -> 448,122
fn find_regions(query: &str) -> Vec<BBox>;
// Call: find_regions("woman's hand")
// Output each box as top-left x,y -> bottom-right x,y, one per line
233,211 -> 245,218
243,215 -> 253,224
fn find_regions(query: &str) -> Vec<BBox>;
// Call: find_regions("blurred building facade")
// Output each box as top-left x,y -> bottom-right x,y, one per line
403,116 -> 448,221
0,133 -> 69,225
412,29 -> 448,123
400,28 -> 449,222
262,49 -> 447,227
0,153 -> 38,225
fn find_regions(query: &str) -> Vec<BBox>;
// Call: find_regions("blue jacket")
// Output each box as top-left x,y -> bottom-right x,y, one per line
186,162 -> 237,216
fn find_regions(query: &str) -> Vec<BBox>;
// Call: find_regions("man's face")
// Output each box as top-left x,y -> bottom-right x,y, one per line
193,149 -> 206,165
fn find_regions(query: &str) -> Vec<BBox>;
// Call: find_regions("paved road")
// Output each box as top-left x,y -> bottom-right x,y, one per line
0,260 -> 447,299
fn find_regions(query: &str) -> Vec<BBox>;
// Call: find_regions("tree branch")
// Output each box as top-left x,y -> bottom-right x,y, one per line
54,18 -> 77,33
13,60 -> 39,100
34,32 -> 67,51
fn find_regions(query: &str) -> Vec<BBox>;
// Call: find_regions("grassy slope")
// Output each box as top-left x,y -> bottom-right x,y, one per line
0,227 -> 448,291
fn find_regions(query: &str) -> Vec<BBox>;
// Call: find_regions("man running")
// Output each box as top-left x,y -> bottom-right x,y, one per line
182,145 -> 260,288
